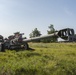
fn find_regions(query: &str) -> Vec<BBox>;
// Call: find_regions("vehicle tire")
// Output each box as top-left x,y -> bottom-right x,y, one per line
24,43 -> 29,50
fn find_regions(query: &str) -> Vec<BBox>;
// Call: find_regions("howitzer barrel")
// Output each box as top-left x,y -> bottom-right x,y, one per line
23,32 -> 58,42
23,28 -> 75,42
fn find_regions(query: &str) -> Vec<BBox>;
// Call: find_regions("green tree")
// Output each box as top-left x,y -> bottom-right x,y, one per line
47,24 -> 55,34
47,24 -> 58,42
41,24 -> 58,43
29,28 -> 41,42
29,28 -> 41,38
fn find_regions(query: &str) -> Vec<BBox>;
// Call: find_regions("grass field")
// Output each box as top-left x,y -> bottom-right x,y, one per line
0,43 -> 76,75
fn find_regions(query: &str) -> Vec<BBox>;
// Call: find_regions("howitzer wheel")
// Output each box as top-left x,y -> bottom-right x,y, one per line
24,43 -> 29,50
0,43 -> 5,52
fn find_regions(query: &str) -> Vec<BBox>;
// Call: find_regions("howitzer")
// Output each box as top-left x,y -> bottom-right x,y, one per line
0,28 -> 76,52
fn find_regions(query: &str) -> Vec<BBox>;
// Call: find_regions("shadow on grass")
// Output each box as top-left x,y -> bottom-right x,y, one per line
6,47 -> 35,52
28,47 -> 35,51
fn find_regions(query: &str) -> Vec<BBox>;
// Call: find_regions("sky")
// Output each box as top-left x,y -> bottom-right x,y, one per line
0,0 -> 76,38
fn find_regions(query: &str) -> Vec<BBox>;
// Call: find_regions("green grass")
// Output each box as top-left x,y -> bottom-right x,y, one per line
0,43 -> 76,75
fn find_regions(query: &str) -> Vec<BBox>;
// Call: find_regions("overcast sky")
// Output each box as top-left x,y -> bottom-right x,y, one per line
0,0 -> 76,38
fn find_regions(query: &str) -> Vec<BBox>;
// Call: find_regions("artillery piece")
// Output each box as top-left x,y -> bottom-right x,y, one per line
0,28 -> 76,52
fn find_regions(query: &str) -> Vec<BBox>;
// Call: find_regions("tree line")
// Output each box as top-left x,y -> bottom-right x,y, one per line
29,24 -> 58,43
